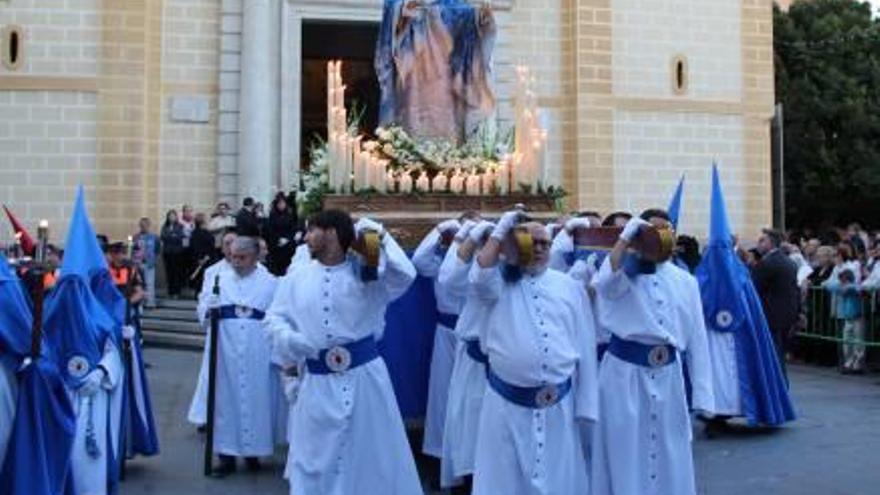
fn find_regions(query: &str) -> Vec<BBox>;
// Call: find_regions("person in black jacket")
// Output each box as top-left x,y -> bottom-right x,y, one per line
160,209 -> 186,298
236,197 -> 261,237
752,228 -> 800,380
189,213 -> 217,291
264,192 -> 298,276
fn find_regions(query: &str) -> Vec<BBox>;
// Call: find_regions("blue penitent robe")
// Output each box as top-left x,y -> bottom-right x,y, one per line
376,0 -> 496,142
90,268 -> 160,459
0,253 -> 77,495
695,166 -> 795,426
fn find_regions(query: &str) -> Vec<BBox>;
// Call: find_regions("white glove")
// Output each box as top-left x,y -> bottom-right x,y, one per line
455,220 -> 478,242
280,370 -> 301,403
470,221 -> 496,243
294,231 -> 303,243
279,237 -> 290,247
437,219 -> 460,235
207,294 -> 222,310
568,255 -> 599,284
620,217 -> 651,243
355,217 -> 385,237
565,217 -> 594,233
122,325 -> 136,341
78,369 -> 105,397
490,211 -> 523,241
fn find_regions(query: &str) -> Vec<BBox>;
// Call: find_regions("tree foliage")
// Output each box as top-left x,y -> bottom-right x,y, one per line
775,0 -> 880,229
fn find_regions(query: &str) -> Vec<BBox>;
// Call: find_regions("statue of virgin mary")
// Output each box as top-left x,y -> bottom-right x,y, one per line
375,0 -> 497,143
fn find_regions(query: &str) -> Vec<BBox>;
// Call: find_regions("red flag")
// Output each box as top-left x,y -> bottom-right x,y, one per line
3,204 -> 35,255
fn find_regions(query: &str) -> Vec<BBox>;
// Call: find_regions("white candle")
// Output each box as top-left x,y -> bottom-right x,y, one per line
416,172 -> 429,192
378,160 -> 390,192
432,173 -> 448,193
355,151 -> 368,190
385,171 -> 395,194
484,169 -> 496,195
400,171 -> 413,193
450,172 -> 464,194
497,160 -> 509,195
466,174 -> 481,196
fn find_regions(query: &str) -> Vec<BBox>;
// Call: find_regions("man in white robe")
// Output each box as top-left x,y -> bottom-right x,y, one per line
437,219 -> 495,490
204,236 -> 278,476
188,230 -> 236,427
470,214 -> 599,495
412,217 -> 464,461
266,210 -> 422,495
591,210 -> 714,495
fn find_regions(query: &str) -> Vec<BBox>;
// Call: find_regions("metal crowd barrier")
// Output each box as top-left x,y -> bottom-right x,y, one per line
798,286 -> 880,347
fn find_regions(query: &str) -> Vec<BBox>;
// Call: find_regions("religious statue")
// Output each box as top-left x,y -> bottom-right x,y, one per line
376,0 -> 497,144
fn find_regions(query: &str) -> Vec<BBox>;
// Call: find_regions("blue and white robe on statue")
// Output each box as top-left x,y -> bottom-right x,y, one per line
470,265 -> 598,495
412,227 -> 463,459
188,258 -> 231,426
265,234 -> 423,495
591,260 -> 714,495
436,244 -> 490,487
210,267 -> 279,457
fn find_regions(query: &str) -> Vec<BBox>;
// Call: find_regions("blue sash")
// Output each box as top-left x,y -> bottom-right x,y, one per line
213,304 -> 266,321
608,335 -> 677,368
437,312 -> 459,330
464,339 -> 488,365
306,335 -> 380,375
487,369 -> 572,409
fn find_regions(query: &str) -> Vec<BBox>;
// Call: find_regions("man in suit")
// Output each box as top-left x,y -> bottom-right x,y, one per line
752,228 -> 800,380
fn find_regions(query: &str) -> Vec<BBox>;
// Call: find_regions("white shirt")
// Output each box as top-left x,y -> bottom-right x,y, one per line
592,259 -> 714,412
413,228 -> 463,315
437,244 -> 485,340
266,235 -> 416,364
470,264 -> 598,421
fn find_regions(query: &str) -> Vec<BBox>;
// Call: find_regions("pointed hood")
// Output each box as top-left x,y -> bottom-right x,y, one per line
0,253 -> 31,360
60,186 -> 108,281
3,204 -> 36,255
695,165 -> 795,426
708,165 -> 733,247
667,174 -> 685,230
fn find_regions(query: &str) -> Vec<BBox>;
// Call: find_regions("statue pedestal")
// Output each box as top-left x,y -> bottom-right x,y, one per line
323,194 -> 559,248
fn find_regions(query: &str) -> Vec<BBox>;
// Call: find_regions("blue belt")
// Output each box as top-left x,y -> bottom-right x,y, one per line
596,342 -> 609,362
437,312 -> 459,330
212,305 -> 266,321
464,339 -> 488,365
487,369 -> 572,409
608,335 -> 677,368
306,336 -> 379,375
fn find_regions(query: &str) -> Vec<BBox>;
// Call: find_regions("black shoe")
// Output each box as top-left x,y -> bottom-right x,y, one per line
703,417 -> 729,439
244,457 -> 261,473
210,456 -> 236,478
196,425 -> 206,434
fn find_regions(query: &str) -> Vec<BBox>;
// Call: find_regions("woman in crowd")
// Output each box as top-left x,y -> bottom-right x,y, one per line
160,209 -> 186,298
265,193 -> 298,276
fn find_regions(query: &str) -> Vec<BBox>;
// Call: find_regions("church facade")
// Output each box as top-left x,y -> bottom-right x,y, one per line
0,0 -> 774,242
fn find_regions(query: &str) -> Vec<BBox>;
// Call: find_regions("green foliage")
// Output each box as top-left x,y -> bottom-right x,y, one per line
775,0 -> 880,228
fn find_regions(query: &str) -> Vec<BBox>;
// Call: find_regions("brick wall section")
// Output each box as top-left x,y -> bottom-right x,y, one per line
157,0 -> 220,217
0,1 -> 100,77
216,0 -> 242,207
741,0 -> 775,238
0,90 -> 97,244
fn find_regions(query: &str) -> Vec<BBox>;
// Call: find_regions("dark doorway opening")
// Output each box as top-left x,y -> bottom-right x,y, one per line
301,20 -> 380,171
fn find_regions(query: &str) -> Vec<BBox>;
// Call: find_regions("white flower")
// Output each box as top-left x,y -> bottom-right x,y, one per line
364,141 -> 379,152
382,143 -> 395,156
377,128 -> 391,140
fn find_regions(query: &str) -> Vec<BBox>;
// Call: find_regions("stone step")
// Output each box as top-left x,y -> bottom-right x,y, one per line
142,330 -> 204,351
141,318 -> 204,336
143,307 -> 198,322
155,298 -> 198,311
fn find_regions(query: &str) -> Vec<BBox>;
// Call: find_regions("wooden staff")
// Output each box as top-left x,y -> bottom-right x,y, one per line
203,274 -> 221,476
120,261 -> 136,481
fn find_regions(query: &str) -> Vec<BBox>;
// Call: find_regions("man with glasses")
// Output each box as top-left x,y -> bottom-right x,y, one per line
469,211 -> 599,495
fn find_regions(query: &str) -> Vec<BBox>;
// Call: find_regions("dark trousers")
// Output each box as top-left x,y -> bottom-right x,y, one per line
163,251 -> 186,296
